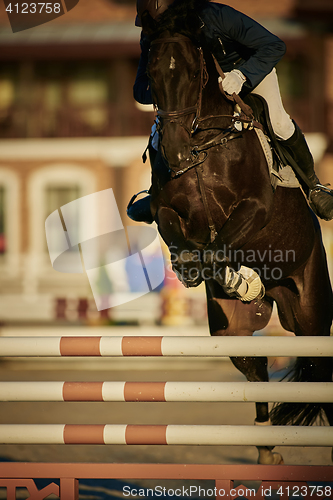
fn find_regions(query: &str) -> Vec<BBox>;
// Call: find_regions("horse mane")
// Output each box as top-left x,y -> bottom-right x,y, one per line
142,0 -> 210,42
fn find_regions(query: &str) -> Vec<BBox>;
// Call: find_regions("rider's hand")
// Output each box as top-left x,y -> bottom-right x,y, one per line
218,70 -> 246,95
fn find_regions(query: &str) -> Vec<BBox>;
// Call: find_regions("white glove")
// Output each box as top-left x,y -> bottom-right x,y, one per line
218,69 -> 246,95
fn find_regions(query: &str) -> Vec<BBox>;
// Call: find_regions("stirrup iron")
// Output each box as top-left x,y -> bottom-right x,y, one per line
127,190 -> 150,211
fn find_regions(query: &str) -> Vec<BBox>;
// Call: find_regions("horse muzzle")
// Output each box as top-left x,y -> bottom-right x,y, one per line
160,126 -> 192,168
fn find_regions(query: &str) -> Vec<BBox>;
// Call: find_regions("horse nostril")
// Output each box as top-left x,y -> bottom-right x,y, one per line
181,144 -> 191,160
160,125 -> 191,165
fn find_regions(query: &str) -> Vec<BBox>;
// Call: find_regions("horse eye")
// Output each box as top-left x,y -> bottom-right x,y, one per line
193,70 -> 200,79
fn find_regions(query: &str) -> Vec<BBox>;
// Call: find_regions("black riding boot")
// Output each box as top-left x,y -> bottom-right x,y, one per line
127,190 -> 153,224
279,122 -> 333,221
126,140 -> 157,224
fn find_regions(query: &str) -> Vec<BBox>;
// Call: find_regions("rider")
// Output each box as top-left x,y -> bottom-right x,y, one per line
128,0 -> 333,222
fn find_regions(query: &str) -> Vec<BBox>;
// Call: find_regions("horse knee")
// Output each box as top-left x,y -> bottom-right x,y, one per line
172,250 -> 203,287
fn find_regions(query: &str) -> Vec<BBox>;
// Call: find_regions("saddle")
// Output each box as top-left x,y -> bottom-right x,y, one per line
243,93 -> 300,190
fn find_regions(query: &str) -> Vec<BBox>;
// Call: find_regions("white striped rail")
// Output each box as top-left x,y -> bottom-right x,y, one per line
0,381 -> 332,402
0,424 -> 332,446
0,335 -> 332,357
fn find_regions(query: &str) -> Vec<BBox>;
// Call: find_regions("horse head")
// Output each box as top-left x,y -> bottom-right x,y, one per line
147,32 -> 207,168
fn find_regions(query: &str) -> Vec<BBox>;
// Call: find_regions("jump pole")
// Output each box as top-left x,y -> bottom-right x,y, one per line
1,335 -> 332,499
0,424 -> 332,446
0,335 -> 332,357
0,381 -> 332,402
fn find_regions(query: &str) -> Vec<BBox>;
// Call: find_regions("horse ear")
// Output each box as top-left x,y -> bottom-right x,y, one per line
186,11 -> 204,44
141,10 -> 158,36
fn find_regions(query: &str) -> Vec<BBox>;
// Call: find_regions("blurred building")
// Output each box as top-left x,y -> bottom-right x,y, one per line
0,0 -> 332,326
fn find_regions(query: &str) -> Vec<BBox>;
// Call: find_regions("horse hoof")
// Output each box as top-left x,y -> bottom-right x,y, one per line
238,266 -> 264,302
258,452 -> 284,465
257,446 -> 284,465
272,453 -> 284,465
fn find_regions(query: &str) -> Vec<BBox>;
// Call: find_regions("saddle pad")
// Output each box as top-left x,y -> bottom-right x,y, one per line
254,128 -> 300,189
276,164 -> 301,188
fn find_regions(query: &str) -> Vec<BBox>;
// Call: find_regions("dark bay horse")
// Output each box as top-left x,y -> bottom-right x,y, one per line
142,9 -> 333,464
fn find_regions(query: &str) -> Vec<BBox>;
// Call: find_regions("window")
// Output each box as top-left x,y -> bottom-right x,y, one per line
0,63 -> 17,138
276,57 -> 307,98
67,64 -> 109,134
45,185 -> 80,218
45,185 -> 80,249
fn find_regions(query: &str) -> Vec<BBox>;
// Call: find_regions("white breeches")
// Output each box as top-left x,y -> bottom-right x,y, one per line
252,67 -> 295,140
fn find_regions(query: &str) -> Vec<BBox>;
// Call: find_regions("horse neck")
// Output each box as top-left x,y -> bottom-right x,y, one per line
201,51 -> 234,119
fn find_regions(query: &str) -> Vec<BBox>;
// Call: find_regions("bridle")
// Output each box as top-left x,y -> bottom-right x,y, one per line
150,36 -> 209,136
149,36 -> 257,146
148,35 -> 256,245
149,35 -> 222,244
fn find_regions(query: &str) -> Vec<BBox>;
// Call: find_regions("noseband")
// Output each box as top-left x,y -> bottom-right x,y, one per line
150,36 -> 208,136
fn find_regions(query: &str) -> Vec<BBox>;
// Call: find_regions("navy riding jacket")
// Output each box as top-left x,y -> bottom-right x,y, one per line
133,2 -> 286,104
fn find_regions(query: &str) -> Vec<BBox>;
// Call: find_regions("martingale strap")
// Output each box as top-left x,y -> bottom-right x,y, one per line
195,164 -> 218,243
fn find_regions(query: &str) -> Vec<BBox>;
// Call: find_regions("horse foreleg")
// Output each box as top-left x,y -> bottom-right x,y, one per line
204,198 -> 272,301
204,258 -> 264,302
156,206 -> 190,250
210,198 -> 272,253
